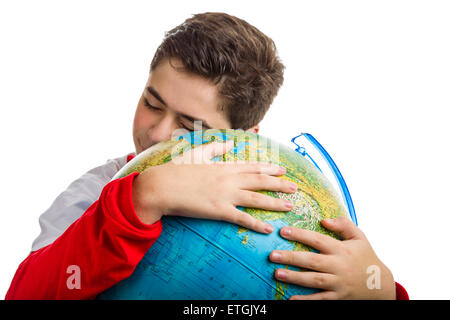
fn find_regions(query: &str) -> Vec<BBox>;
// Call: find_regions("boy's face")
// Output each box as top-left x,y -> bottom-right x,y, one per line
132,58 -> 234,154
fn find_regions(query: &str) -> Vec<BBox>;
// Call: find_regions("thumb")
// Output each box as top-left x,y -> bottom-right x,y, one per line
321,216 -> 364,240
201,140 -> 234,161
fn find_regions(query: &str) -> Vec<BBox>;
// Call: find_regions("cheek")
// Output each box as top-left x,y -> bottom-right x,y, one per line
133,105 -> 154,132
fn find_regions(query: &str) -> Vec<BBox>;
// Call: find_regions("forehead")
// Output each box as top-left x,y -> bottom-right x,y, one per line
146,58 -> 230,128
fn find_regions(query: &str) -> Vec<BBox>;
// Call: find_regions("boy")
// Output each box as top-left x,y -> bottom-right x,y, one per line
6,12 -> 408,300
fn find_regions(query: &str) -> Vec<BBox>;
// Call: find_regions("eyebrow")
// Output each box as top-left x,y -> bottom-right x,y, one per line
146,86 -> 212,129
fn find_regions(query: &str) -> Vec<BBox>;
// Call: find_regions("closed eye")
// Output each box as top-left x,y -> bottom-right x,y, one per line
179,120 -> 194,131
144,97 -> 162,111
144,97 -> 193,130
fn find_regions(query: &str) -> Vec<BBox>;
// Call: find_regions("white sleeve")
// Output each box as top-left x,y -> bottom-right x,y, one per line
31,154 -> 131,252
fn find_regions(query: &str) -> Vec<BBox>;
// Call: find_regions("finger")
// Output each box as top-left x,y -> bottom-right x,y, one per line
203,140 -> 235,159
231,162 -> 287,176
173,141 -> 234,165
321,217 -> 365,241
279,227 -> 341,254
238,174 -> 298,193
270,250 -> 334,273
274,269 -> 336,291
237,190 -> 294,212
225,206 -> 274,234
289,291 -> 337,300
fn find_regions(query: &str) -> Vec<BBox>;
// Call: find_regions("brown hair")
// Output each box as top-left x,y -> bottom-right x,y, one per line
150,12 -> 285,130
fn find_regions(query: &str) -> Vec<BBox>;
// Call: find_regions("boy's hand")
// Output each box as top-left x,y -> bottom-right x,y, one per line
269,217 -> 397,300
132,141 -> 297,233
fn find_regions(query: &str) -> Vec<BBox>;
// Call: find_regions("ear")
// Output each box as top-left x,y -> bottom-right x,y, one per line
245,124 -> 260,134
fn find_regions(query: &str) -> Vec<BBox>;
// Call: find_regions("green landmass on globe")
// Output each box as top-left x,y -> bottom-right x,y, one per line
97,129 -> 348,300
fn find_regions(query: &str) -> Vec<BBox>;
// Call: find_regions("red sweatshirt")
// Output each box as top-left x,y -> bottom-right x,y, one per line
5,155 -> 409,300
5,171 -> 162,300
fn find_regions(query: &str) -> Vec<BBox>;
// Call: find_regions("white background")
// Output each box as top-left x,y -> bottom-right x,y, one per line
1,0 -> 449,299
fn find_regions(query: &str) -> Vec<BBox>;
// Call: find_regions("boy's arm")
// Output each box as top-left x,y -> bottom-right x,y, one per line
5,172 -> 162,300
6,141 -> 297,299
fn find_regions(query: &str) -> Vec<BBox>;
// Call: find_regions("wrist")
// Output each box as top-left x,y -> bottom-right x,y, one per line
132,171 -> 163,225
380,265 -> 396,300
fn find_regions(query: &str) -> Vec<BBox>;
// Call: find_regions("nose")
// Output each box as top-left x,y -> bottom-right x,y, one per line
147,114 -> 177,145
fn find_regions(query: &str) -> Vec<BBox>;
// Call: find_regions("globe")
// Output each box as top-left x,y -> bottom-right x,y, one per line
97,129 -> 348,300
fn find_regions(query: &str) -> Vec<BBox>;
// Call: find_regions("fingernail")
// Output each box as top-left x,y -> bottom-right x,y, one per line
271,252 -> 281,262
279,166 -> 286,173
264,224 -> 273,233
289,182 -> 298,191
285,200 -> 294,209
276,269 -> 288,279
281,228 -> 291,236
